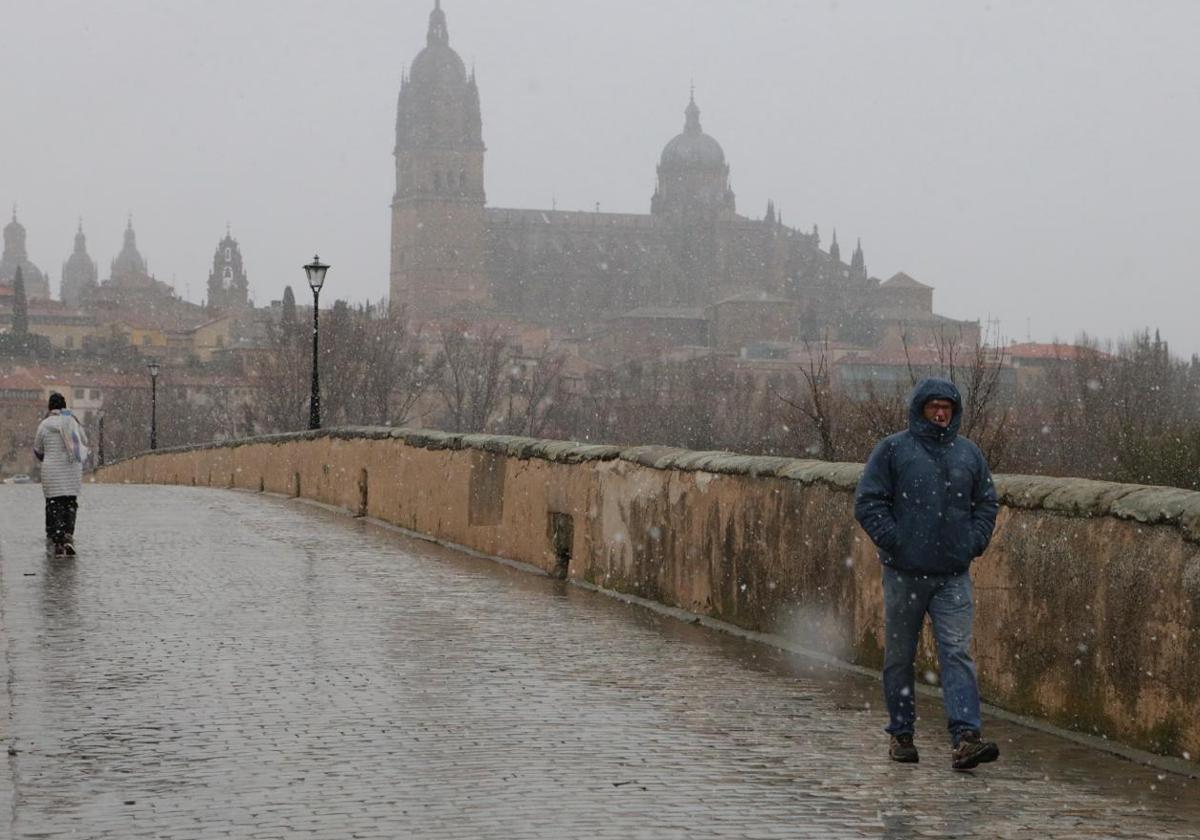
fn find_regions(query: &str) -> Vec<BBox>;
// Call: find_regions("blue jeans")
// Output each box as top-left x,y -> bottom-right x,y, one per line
881,566 -> 981,744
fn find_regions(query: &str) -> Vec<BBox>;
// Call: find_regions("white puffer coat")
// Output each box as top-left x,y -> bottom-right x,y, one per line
33,412 -> 88,498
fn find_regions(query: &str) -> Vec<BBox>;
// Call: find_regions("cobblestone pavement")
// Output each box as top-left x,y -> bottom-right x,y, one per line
0,485 -> 1197,839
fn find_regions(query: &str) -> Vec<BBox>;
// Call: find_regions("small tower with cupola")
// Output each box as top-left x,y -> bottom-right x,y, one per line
206,228 -> 249,312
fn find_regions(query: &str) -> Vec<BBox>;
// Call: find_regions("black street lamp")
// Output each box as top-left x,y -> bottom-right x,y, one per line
97,409 -> 105,466
147,359 -> 160,450
304,255 -> 329,431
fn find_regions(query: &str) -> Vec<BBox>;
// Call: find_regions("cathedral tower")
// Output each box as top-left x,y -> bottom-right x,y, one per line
390,1 -> 488,319
651,93 -> 735,219
1,209 -> 51,300
207,229 -> 249,312
61,220 -> 99,306
650,92 -> 737,304
110,216 -> 150,284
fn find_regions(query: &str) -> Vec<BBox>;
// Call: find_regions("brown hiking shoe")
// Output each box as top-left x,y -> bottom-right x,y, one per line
889,734 -> 919,763
952,731 -> 999,770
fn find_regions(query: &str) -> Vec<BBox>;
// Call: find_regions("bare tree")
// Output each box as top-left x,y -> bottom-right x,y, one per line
772,333 -> 841,460
900,324 -> 1013,467
511,344 -> 569,437
434,323 -> 512,432
255,310 -> 309,433
359,309 -> 428,427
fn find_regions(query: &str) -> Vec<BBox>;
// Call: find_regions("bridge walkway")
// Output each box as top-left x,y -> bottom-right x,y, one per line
0,485 -> 1195,839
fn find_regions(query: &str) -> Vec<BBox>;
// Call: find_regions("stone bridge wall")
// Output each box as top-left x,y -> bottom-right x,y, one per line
97,428 -> 1200,763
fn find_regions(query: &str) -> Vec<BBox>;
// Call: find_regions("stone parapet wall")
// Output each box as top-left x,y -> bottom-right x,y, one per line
98,428 -> 1200,763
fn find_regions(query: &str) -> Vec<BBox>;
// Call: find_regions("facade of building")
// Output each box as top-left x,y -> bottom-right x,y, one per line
389,2 -> 970,358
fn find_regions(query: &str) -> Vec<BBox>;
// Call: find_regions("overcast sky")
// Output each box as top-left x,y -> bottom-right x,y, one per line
6,0 -> 1199,356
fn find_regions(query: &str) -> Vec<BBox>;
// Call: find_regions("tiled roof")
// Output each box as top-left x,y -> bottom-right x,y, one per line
1006,342 -> 1113,361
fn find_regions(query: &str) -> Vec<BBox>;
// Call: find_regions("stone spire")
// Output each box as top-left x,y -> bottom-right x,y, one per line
829,229 -> 841,263
851,237 -> 866,281
684,87 -> 702,135
428,0 -> 449,47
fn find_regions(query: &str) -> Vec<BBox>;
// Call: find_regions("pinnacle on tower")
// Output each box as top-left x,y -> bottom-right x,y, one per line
765,200 -> 776,224
830,229 -> 841,263
428,0 -> 449,46
684,87 -> 702,134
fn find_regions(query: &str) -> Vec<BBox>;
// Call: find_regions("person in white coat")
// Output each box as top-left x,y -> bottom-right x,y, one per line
33,392 -> 89,555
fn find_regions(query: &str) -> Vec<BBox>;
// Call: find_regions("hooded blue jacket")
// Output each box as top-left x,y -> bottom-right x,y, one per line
853,377 -> 999,575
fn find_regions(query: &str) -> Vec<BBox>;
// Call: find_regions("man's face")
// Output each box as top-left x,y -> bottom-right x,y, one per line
923,398 -> 955,428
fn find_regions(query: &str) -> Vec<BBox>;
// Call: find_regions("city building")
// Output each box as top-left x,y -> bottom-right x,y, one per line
389,2 -> 975,360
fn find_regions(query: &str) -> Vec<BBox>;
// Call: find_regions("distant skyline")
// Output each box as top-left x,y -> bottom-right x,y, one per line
5,0 -> 1199,356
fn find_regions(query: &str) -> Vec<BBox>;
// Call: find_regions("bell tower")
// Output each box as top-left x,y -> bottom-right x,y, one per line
390,1 -> 488,320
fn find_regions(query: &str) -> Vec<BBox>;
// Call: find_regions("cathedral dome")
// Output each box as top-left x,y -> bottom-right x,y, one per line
659,94 -> 726,169
409,2 -> 467,87
410,45 -> 467,87
3,211 -> 26,251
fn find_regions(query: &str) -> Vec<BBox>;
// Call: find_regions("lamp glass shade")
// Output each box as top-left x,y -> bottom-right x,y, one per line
304,255 -> 329,292
147,361 -> 161,378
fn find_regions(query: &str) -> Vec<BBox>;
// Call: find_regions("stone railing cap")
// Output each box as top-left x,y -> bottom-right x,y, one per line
99,426 -> 1200,543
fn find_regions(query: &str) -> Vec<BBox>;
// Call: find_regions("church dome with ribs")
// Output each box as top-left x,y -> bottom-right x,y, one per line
660,94 -> 726,169
410,2 -> 467,88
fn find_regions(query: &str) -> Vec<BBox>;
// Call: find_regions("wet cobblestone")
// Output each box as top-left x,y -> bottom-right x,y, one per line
0,485 -> 1197,839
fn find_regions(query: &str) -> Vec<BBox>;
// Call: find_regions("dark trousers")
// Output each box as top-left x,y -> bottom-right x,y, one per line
45,496 -> 78,545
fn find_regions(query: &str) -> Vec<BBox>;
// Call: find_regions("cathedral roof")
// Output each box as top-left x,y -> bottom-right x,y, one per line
660,92 -> 726,169
3,208 -> 30,259
63,222 -> 98,282
4,210 -> 23,241
111,217 -> 148,279
0,208 -> 47,291
409,1 -> 467,88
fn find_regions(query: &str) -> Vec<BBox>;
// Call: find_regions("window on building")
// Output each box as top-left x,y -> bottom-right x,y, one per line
460,169 -> 467,190
65,336 -> 74,349
90,389 -> 100,400
434,172 -> 442,191
225,247 -> 232,262
224,267 -> 233,281
142,336 -> 151,347
74,388 -> 84,399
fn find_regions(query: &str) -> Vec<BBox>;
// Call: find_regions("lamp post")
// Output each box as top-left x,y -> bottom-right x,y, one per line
97,409 -> 105,466
147,359 -> 160,450
304,255 -> 329,431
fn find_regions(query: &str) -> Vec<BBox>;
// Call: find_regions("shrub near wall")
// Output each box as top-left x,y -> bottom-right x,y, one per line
99,428 -> 1200,764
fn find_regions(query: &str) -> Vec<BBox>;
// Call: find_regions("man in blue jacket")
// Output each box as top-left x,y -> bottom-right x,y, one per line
854,377 -> 1000,770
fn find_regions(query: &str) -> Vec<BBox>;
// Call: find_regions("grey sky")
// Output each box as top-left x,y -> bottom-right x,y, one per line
6,0 -> 1199,356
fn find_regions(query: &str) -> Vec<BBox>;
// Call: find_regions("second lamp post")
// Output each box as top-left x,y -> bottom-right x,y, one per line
147,359 -> 160,450
304,255 -> 329,430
